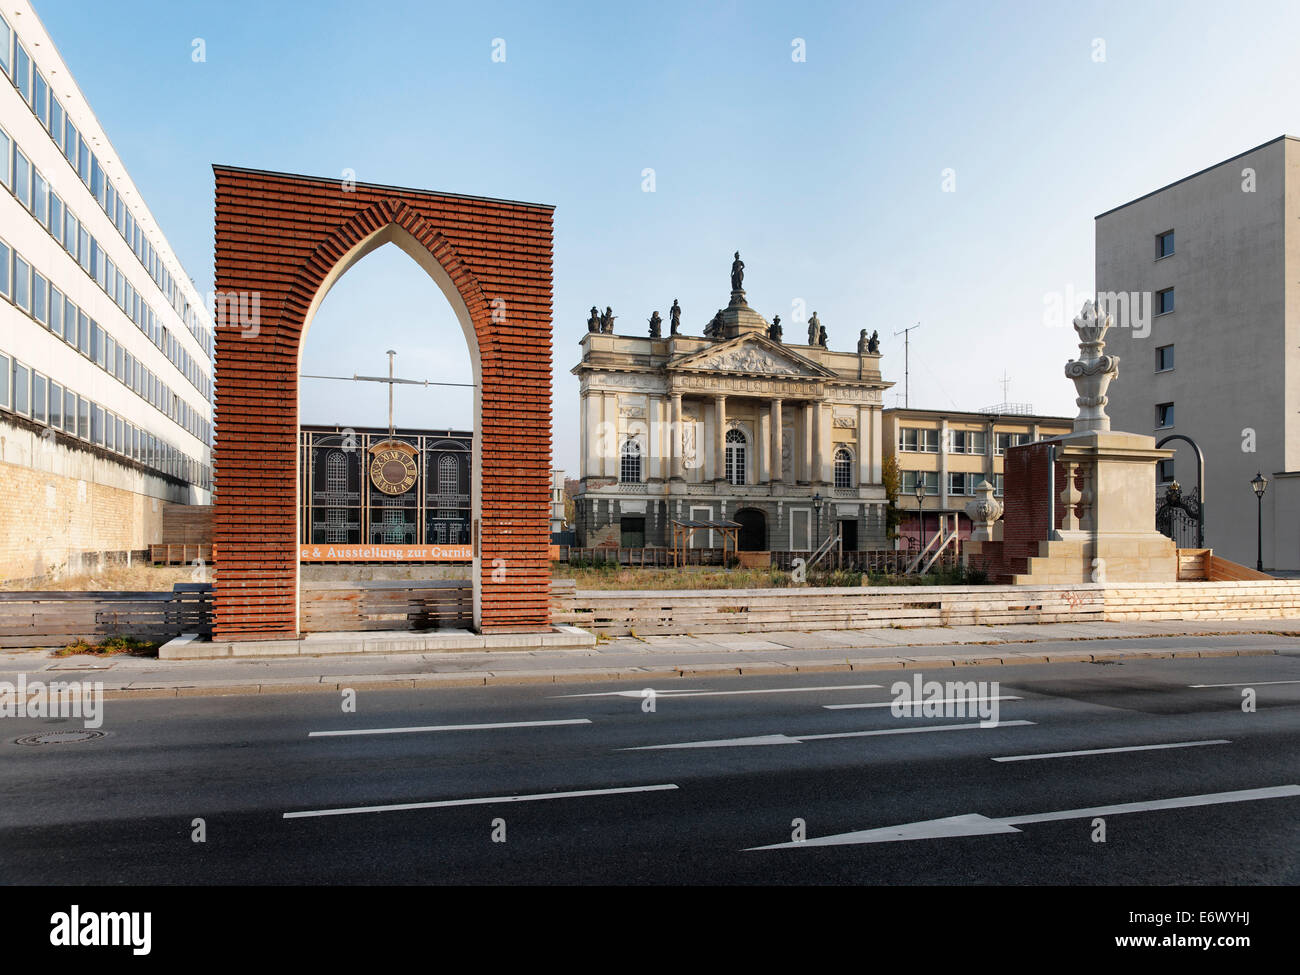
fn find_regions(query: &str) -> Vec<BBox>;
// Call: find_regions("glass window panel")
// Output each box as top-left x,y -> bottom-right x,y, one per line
91,404 -> 103,444
49,100 -> 63,151
15,42 -> 29,102
91,322 -> 102,363
78,311 -> 89,355
0,14 -> 10,78
13,146 -> 29,208
0,353 -> 9,410
34,71 -> 47,126
115,417 -> 124,452
90,154 -> 103,203
32,373 -> 46,423
13,254 -> 29,311
64,211 -> 77,258
64,118 -> 77,167
13,361 -> 29,415
0,127 -> 8,187
48,382 -> 62,429
49,285 -> 62,336
77,397 -> 89,439
64,298 -> 76,344
78,227 -> 89,271
0,239 -> 8,296
48,191 -> 62,241
63,390 -> 75,433
32,270 -> 46,323
78,140 -> 89,183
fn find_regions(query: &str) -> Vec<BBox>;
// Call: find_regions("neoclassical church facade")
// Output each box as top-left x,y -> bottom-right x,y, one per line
572,255 -> 892,552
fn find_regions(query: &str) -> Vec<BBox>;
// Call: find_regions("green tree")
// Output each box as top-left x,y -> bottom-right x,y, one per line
881,453 -> 902,541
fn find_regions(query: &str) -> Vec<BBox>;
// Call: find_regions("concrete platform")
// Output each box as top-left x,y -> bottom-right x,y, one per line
160,626 -> 596,660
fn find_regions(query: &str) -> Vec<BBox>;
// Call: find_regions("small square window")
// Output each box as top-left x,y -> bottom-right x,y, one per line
1157,459 -> 1175,484
1157,288 -> 1175,315
1156,345 -> 1174,372
1156,402 -> 1175,429
1156,230 -> 1174,259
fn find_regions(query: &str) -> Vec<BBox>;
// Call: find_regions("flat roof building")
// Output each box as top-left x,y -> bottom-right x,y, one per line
0,0 -> 213,580
1095,136 -> 1300,570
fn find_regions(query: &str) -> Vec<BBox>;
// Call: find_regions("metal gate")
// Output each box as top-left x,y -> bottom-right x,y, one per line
1156,483 -> 1202,548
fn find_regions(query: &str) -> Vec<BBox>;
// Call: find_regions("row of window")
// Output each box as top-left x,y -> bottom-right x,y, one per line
0,236 -> 210,446
0,13 -> 212,357
897,428 -> 1034,455
0,127 -> 211,404
618,434 -> 859,488
0,348 -> 211,490
901,470 -> 1005,498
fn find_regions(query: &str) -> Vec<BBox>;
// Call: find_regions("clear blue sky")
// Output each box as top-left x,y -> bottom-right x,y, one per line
33,0 -> 1300,471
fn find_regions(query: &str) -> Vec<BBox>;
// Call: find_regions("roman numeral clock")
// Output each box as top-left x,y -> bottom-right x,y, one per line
368,440 -> 419,495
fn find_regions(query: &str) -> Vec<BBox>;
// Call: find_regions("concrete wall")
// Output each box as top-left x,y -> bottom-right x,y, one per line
0,415 -> 187,580
1096,136 -> 1297,569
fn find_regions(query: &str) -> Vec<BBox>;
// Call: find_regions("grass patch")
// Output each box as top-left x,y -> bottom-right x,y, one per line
53,635 -> 159,658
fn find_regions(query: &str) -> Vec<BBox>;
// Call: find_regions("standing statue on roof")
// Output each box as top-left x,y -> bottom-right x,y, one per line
648,310 -> 662,338
587,306 -> 601,333
868,329 -> 880,353
769,314 -> 783,343
669,298 -> 681,335
807,311 -> 820,346
730,251 -> 745,292
600,306 -> 616,333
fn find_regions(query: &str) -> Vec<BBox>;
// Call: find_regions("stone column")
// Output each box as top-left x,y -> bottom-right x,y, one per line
857,406 -> 870,487
648,394 -> 663,481
758,404 -> 771,484
714,394 -> 727,482
670,392 -> 683,481
602,393 -> 618,478
584,391 -> 602,477
802,403 -> 813,483
811,403 -> 824,485
771,398 -> 784,483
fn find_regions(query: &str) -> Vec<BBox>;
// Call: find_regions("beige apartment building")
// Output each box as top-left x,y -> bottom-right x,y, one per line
883,407 -> 1072,547
1096,135 -> 1300,570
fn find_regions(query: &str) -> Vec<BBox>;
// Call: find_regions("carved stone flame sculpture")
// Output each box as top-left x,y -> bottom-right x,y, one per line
1065,299 -> 1120,433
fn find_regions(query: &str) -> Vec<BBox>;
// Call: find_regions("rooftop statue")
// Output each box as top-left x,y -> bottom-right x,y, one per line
669,299 -> 681,335
730,251 -> 745,292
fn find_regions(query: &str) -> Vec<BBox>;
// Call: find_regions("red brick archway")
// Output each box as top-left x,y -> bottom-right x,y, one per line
212,166 -> 553,638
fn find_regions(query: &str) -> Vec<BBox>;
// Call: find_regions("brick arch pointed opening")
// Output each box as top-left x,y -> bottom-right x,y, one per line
211,167 -> 554,642
287,205 -> 488,631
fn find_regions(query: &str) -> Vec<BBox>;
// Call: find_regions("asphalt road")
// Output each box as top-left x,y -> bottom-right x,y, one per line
1,637 -> 1297,885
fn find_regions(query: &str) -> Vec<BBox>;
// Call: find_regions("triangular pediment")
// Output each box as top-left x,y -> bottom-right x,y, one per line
667,334 -> 835,379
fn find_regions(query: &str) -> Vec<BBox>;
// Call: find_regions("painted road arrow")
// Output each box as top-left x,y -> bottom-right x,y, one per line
624,720 -> 1034,750
745,784 -> 1300,849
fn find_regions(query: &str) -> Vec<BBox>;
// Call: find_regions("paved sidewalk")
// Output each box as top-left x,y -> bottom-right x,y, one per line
0,618 -> 1296,698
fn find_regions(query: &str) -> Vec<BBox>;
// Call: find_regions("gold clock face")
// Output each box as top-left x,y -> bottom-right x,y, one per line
369,447 -> 418,495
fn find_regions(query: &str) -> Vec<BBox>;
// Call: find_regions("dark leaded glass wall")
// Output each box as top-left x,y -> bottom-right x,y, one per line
300,426 -> 472,547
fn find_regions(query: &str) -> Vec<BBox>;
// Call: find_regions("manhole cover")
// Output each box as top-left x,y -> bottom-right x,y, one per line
15,730 -> 107,746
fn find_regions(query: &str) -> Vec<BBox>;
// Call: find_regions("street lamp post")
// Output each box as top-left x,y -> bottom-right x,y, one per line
812,492 -> 823,548
1251,472 -> 1268,572
914,479 -> 927,553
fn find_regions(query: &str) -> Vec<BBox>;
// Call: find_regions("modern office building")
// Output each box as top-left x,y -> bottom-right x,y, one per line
572,253 -> 892,552
883,406 -> 1072,549
0,0 -> 213,580
1095,136 -> 1299,571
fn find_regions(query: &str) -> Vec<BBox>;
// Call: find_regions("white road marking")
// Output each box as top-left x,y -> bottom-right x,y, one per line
1189,680 -> 1300,688
284,783 -> 679,819
992,739 -> 1230,763
746,784 -> 1300,849
624,720 -> 1034,750
308,719 -> 592,738
825,695 -> 1020,710
558,684 -> 883,700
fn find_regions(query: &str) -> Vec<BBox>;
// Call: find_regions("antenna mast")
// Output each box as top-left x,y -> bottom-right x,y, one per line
893,323 -> 921,408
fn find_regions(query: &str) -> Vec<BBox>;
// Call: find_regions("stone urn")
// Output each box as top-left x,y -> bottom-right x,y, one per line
965,480 -> 1003,542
